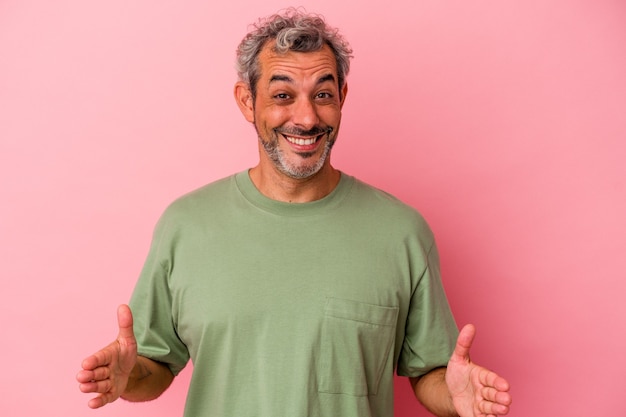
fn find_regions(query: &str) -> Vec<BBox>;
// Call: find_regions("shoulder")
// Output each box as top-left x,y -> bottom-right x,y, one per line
344,175 -> 435,242
350,176 -> 430,221
157,173 -> 239,226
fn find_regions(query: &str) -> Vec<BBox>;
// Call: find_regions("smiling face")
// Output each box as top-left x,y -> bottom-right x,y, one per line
236,42 -> 347,182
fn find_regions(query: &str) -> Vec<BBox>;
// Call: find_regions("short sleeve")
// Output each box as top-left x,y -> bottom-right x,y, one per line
129,215 -> 190,376
396,242 -> 459,378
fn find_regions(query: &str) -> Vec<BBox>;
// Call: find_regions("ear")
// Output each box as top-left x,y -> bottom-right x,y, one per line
339,82 -> 348,108
234,81 -> 255,123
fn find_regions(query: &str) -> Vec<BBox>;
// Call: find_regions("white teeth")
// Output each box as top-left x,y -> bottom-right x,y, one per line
285,135 -> 317,146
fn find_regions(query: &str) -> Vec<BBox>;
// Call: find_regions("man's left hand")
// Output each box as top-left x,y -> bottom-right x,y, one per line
446,324 -> 512,417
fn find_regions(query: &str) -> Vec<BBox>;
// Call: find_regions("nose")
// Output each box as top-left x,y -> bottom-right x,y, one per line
291,97 -> 319,130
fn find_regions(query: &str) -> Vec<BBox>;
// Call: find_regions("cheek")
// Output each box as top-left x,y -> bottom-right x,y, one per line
319,106 -> 342,126
255,106 -> 290,129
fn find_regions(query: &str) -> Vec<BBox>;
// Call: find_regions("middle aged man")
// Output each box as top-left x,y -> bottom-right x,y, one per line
77,9 -> 512,417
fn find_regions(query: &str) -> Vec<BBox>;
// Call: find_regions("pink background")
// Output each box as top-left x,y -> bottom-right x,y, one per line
1,0 -> 625,415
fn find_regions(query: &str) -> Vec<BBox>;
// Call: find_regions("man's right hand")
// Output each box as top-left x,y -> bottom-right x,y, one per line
76,304 -> 138,409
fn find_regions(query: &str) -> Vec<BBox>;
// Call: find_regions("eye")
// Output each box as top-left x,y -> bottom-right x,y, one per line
274,93 -> 291,100
316,92 -> 333,99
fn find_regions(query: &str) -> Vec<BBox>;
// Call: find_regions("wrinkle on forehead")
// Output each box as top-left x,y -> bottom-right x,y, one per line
258,42 -> 338,83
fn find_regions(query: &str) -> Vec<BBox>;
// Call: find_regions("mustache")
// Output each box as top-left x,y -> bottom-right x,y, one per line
274,126 -> 333,137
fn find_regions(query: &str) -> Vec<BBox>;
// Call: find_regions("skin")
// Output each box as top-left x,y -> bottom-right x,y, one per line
77,40 -> 512,416
234,42 -> 347,203
76,305 -> 173,409
411,324 -> 512,417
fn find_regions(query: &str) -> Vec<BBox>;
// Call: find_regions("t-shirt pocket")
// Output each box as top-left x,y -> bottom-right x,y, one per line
318,297 -> 399,396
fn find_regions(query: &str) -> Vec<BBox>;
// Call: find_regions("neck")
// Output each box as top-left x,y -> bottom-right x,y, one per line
248,163 -> 341,203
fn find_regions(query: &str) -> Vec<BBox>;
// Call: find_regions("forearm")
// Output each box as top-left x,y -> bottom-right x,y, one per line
410,367 -> 458,417
121,356 -> 174,402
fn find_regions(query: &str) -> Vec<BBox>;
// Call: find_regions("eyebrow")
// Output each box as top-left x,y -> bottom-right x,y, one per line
269,73 -> 336,85
317,74 -> 336,84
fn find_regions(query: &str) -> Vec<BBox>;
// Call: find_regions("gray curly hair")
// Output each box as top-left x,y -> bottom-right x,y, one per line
236,8 -> 353,101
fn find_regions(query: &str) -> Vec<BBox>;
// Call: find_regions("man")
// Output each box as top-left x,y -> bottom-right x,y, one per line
77,9 -> 512,417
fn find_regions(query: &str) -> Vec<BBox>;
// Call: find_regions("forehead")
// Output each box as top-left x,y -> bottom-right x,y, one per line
257,41 -> 338,82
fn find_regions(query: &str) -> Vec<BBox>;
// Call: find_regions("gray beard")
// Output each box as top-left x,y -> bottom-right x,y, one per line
260,134 -> 335,180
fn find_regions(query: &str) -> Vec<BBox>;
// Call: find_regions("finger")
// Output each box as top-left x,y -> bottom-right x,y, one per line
76,369 -> 95,384
477,385 -> 512,416
85,366 -> 111,382
87,391 -> 117,409
451,323 -> 476,362
481,386 -> 513,406
117,304 -> 134,341
479,399 -> 511,416
81,346 -> 114,371
88,395 -> 106,410
77,365 -> 112,383
79,378 -> 112,394
478,368 -> 511,392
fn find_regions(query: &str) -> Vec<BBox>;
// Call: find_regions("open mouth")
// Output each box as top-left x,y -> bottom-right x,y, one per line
277,127 -> 333,149
283,134 -> 324,146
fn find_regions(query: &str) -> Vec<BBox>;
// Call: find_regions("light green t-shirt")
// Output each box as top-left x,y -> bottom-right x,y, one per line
130,171 -> 458,417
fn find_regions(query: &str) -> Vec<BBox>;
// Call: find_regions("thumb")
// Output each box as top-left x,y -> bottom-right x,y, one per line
116,304 -> 135,342
451,323 -> 476,363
